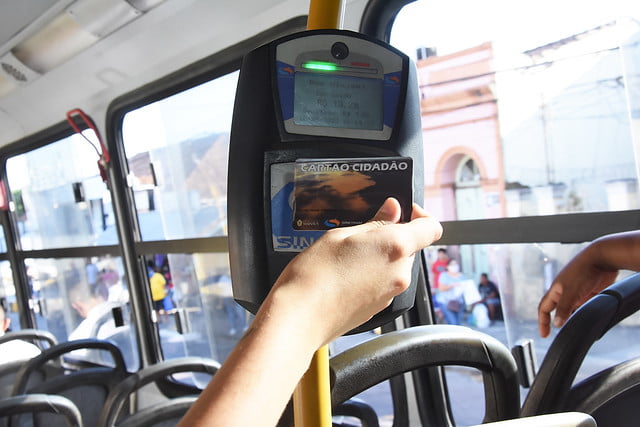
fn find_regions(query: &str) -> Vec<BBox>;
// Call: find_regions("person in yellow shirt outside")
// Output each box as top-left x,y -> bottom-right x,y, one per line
149,265 -> 168,321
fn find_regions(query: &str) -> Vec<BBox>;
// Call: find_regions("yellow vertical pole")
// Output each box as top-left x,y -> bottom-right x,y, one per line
306,0 -> 344,30
293,344 -> 332,426
292,3 -> 344,426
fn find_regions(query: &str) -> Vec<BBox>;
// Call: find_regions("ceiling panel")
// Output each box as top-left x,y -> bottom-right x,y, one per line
0,0 -> 62,52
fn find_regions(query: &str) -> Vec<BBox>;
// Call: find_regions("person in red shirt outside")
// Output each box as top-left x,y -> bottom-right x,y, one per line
430,248 -> 449,322
431,248 -> 449,288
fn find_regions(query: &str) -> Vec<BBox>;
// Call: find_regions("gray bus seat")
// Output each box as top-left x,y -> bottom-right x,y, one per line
101,325 -> 139,371
330,325 -> 521,424
522,272 -> 640,427
565,357 -> 640,425
12,339 -> 127,427
0,362 -> 27,400
0,329 -> 57,348
98,356 -> 219,427
0,393 -> 83,427
0,329 -> 58,398
333,398 -> 380,427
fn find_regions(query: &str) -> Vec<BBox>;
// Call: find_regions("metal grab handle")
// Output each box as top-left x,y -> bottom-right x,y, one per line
330,325 -> 520,423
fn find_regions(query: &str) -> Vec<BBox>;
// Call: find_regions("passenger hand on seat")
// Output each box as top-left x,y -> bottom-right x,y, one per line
179,197 -> 442,427
538,230 -> 640,338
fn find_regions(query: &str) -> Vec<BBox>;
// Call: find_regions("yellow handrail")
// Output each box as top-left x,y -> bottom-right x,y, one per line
293,344 -> 332,426
292,2 -> 345,425
306,0 -> 344,30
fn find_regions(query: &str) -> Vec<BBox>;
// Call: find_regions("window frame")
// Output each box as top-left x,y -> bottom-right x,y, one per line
0,121 -> 122,331
104,16 -> 308,366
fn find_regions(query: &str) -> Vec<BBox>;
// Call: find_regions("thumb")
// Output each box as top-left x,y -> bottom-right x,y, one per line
371,198 -> 402,223
328,198 -> 402,239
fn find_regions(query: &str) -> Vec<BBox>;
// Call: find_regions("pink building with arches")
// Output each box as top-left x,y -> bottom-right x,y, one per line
417,42 -> 506,222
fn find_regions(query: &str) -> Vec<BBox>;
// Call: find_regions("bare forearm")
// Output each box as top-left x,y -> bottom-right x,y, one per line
180,289 -> 318,426
590,231 -> 640,272
538,230 -> 640,337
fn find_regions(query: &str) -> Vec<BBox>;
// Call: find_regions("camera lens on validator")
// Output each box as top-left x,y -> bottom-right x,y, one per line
331,42 -> 349,59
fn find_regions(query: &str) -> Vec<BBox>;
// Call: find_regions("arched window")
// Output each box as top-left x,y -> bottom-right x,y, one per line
456,156 -> 480,186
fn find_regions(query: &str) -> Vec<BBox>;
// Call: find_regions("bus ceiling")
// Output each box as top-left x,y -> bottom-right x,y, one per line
0,0 -> 391,147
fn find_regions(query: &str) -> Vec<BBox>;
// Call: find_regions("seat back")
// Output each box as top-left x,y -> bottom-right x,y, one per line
101,325 -> 139,372
333,398 -> 380,427
0,329 -> 59,398
0,362 -> 28,400
330,325 -> 521,425
0,329 -> 57,349
564,357 -> 640,426
12,339 -> 128,427
0,394 -> 83,427
98,357 -> 219,427
115,396 -> 198,427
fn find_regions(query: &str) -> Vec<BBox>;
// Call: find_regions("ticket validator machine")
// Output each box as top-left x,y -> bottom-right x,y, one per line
228,29 -> 424,334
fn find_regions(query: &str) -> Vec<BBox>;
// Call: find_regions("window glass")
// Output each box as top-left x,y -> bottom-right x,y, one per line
6,134 -> 117,249
0,227 -> 6,253
27,256 -> 138,369
445,365 -> 487,425
121,71 -> 238,240
391,1 -> 640,221
425,242 -> 640,418
622,30 -> 640,168
0,261 -> 18,331
148,252 -> 248,363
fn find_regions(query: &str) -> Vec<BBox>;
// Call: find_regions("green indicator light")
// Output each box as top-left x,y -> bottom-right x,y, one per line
302,61 -> 338,71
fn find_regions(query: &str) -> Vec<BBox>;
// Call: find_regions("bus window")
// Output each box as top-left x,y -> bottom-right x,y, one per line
6,133 -> 117,249
25,256 -> 138,369
3,132 -> 136,367
0,227 -> 6,253
0,231 -> 13,329
122,71 -> 238,241
0,261 -> 19,331
121,70 -> 243,363
143,252 -> 249,363
391,1 -> 640,424
424,241 -> 640,422
391,1 -> 640,223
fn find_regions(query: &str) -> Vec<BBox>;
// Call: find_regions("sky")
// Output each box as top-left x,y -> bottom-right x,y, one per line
390,0 -> 640,60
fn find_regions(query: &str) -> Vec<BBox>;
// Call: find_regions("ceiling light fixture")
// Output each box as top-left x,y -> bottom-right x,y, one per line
0,51 -> 41,90
10,0 -> 164,75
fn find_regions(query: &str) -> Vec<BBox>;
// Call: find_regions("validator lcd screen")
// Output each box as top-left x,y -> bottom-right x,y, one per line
293,72 -> 383,131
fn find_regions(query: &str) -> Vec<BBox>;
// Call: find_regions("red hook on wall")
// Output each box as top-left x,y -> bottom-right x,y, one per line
66,108 -> 111,183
